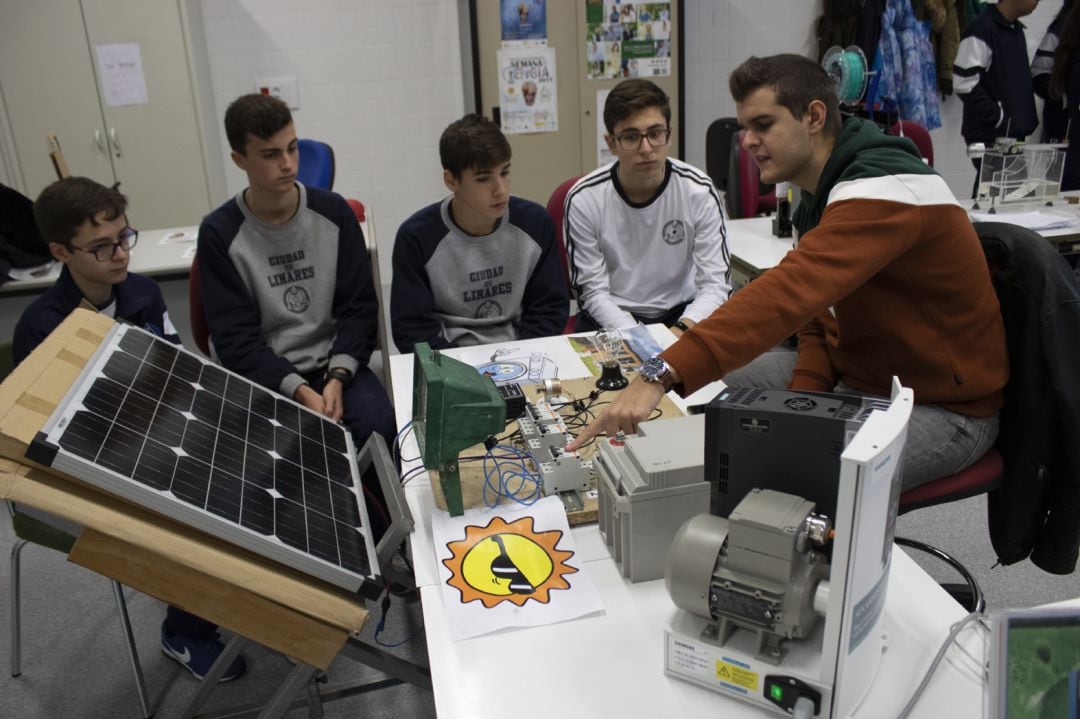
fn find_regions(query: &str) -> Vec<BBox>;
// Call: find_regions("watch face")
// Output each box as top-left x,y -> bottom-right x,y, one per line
641,357 -> 666,380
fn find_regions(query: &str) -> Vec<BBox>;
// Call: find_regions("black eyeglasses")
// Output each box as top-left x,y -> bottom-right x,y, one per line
613,127 -> 671,151
69,227 -> 138,261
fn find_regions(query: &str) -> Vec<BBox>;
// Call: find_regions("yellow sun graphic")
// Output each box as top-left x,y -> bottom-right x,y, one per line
442,515 -> 578,608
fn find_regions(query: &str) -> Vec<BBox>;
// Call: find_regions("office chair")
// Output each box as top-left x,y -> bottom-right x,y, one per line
893,219 -> 1080,608
546,176 -> 582,334
887,120 -> 934,167
727,130 -> 777,219
189,259 -> 211,357
704,118 -> 740,193
895,449 -> 1004,612
1,342 -> 150,717
346,198 -> 394,396
297,139 -> 336,191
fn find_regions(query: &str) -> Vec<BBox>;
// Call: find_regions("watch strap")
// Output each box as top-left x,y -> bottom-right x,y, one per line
640,357 -> 676,392
327,367 -> 352,385
673,320 -> 691,333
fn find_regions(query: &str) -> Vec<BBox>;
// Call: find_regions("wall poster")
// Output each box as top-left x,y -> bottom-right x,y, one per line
585,1 -> 671,80
497,46 -> 558,134
501,0 -> 548,46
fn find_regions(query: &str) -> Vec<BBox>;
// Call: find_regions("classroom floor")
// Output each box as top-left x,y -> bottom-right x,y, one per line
2,491 -> 1078,718
0,516 -> 436,718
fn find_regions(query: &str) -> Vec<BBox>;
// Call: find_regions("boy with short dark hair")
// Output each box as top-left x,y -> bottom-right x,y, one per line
14,177 -> 177,363
197,94 -> 395,522
564,79 -> 730,335
14,176 -> 246,682
390,113 -> 568,353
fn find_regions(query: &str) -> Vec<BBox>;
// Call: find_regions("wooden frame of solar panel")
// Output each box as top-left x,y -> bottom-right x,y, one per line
31,322 -> 380,592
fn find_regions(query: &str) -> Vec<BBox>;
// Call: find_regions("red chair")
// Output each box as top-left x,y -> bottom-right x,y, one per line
888,120 -> 934,167
546,176 -> 582,334
894,449 -> 1003,612
898,449 -> 1003,514
728,130 -> 776,219
346,198 -> 365,223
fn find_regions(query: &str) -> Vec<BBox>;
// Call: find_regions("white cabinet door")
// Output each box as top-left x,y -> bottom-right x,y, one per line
0,0 -> 117,200
83,0 -> 212,229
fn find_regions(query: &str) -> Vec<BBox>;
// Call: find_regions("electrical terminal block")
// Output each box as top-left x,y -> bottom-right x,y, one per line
538,453 -> 594,495
519,397 -> 595,496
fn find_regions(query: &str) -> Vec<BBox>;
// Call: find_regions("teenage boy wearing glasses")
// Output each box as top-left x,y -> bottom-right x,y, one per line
564,79 -> 731,335
12,176 -> 248,682
14,177 -> 178,361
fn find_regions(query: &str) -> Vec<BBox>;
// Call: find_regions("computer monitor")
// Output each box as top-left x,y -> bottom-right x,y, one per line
412,342 -> 506,516
704,386 -> 891,523
990,606 -> 1080,719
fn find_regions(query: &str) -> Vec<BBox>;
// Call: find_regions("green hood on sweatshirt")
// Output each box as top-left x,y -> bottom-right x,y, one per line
793,117 -> 937,235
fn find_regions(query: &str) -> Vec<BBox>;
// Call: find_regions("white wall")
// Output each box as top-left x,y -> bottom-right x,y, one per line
1,1 -> 1064,271
196,0 -> 467,277
683,0 -> 1060,202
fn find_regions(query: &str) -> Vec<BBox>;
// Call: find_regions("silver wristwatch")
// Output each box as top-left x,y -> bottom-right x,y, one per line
639,356 -> 676,392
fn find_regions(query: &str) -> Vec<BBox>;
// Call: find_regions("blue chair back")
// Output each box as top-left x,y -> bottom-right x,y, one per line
297,139 -> 335,190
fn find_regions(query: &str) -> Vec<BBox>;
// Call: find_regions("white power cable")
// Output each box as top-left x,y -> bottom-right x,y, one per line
896,612 -> 984,719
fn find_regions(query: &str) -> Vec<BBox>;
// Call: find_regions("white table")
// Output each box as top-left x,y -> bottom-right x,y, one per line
0,215 -> 377,358
0,226 -> 200,349
726,203 -> 1080,288
0,225 -> 199,295
390,330 -> 990,718
727,217 -> 795,288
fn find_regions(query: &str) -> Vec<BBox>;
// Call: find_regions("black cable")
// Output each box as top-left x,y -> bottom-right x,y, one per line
894,537 -> 985,613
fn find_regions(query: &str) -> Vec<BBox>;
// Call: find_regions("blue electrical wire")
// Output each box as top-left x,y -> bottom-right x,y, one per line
482,444 -> 541,508
394,420 -> 419,463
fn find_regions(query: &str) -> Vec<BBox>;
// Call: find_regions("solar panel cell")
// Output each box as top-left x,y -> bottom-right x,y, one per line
173,456 -> 211,506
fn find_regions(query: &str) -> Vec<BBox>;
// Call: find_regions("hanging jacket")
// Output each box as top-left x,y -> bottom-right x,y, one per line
816,0 -> 886,65
922,0 -> 961,94
878,0 -> 942,129
975,222 -> 1080,575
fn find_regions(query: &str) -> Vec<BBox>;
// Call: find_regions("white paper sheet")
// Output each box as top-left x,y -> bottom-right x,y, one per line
969,209 -> 1079,231
443,335 -> 591,385
7,261 -> 56,281
95,43 -> 149,107
432,496 -> 604,641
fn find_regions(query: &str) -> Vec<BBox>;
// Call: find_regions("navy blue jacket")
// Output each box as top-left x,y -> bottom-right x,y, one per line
14,266 -> 179,364
953,6 -> 1038,144
391,196 -> 568,352
197,187 -> 377,394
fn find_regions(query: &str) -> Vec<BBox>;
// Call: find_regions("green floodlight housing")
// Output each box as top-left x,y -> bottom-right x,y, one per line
412,342 -> 506,516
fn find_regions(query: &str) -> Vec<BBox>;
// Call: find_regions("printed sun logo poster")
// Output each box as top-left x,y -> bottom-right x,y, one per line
443,515 -> 576,608
432,496 -> 604,640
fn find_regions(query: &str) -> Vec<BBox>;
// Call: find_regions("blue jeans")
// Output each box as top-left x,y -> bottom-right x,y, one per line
722,350 -> 999,491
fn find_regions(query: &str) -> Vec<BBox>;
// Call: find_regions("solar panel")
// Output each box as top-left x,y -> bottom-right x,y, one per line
28,323 -> 379,592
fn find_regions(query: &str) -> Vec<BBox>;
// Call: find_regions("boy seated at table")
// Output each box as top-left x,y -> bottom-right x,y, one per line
564,79 -> 730,336
390,113 -> 568,353
196,94 -> 395,530
13,176 -> 247,682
